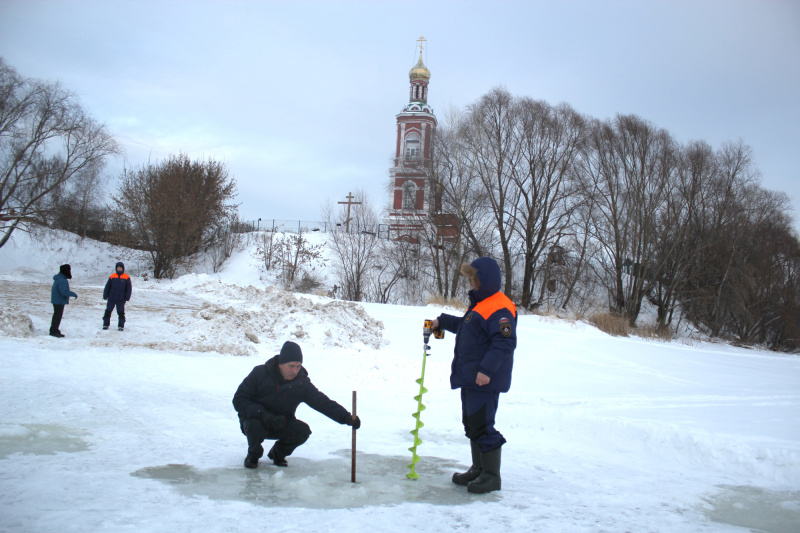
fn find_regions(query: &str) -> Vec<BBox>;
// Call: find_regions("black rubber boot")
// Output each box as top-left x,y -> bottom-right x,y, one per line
267,446 -> 288,467
452,440 -> 482,486
467,447 -> 501,494
243,454 -> 259,468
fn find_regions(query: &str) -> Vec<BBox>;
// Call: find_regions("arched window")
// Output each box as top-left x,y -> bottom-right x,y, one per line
402,180 -> 416,210
405,132 -> 421,158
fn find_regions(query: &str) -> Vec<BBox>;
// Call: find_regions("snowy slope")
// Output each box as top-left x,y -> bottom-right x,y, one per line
1,229 -> 799,533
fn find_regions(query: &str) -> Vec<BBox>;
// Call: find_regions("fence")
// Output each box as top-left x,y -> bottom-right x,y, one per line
239,220 -> 393,238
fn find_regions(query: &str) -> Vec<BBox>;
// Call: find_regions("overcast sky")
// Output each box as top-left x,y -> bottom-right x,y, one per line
2,0 -> 799,228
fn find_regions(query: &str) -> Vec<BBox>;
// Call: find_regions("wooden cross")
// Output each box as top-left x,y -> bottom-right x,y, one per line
338,192 -> 362,233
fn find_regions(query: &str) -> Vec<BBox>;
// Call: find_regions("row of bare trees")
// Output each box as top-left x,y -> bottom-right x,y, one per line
424,87 -> 799,351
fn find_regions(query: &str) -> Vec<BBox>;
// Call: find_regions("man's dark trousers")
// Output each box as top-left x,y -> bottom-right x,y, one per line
103,300 -> 125,328
461,388 -> 507,452
50,304 -> 64,334
242,418 -> 311,460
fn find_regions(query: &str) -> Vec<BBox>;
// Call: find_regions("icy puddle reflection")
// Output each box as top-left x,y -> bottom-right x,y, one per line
0,424 -> 90,458
701,485 -> 800,533
132,449 -> 499,508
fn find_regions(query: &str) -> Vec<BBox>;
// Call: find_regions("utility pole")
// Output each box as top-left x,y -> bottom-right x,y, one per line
338,192 -> 362,233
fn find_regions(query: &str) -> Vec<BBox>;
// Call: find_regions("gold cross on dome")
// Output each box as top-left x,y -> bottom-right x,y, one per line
417,36 -> 426,54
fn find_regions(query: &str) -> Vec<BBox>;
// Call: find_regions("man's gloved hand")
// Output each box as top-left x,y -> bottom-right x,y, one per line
347,415 -> 361,430
259,411 -> 287,431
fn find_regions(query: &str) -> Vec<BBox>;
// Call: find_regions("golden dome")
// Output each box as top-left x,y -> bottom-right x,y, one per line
409,54 -> 431,81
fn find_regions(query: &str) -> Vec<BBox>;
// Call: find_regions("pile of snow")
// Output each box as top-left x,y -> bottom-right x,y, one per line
0,305 -> 34,338
164,275 -> 387,356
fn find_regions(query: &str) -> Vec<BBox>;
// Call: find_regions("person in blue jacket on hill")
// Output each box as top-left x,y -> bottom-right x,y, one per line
431,256 -> 517,494
102,261 -> 132,331
50,264 -> 78,338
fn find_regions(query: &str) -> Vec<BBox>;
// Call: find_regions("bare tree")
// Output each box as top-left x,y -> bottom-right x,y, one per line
0,58 -> 120,248
43,158 -> 109,238
324,191 -> 380,301
460,87 -> 521,295
271,231 -> 326,288
208,211 -> 244,273
576,114 -> 677,325
429,110 -> 493,298
512,99 -> 586,308
113,153 -> 237,278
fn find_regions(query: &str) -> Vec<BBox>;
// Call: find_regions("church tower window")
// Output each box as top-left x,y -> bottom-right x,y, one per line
402,180 -> 417,210
405,132 -> 421,158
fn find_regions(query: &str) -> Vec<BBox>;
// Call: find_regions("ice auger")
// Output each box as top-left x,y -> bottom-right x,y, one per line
406,319 -> 443,480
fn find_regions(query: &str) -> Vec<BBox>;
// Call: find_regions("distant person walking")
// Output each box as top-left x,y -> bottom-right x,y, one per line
50,264 -> 78,338
103,262 -> 132,331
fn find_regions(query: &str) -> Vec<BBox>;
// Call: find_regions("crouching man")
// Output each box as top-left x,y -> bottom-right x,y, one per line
232,341 -> 361,468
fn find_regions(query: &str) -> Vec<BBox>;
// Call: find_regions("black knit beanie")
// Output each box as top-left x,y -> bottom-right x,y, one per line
59,264 -> 72,279
278,341 -> 303,364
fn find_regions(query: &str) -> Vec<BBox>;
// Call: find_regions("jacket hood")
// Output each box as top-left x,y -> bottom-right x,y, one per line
59,264 -> 72,279
469,257 -> 502,303
53,273 -> 63,281
115,262 -> 125,273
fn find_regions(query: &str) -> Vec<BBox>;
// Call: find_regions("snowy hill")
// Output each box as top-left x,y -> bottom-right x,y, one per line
0,229 -> 799,533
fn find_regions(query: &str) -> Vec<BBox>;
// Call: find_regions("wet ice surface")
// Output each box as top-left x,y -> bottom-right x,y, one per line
0,424 -> 90,458
131,450 -> 497,509
701,485 -> 800,533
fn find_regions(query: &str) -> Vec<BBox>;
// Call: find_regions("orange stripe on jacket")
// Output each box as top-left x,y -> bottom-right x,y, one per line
473,291 -> 517,320
109,273 -> 130,280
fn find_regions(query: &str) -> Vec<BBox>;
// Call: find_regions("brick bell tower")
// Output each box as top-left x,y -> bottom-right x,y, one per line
388,37 -> 437,241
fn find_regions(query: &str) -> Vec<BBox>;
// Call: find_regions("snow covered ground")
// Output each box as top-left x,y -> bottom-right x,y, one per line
1,229 -> 799,533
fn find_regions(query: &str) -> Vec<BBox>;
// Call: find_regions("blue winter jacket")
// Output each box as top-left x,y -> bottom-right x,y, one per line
103,262 -> 132,302
51,273 -> 77,305
437,257 -> 517,393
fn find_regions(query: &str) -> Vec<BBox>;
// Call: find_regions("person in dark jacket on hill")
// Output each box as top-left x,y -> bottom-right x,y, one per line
102,261 -> 132,331
232,341 -> 361,469
431,256 -> 517,494
50,264 -> 78,338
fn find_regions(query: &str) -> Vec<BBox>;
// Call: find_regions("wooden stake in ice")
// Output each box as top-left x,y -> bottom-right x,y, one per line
351,390 -> 357,483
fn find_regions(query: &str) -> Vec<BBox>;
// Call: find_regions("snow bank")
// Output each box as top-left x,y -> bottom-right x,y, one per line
0,305 -> 34,338
164,274 -> 387,356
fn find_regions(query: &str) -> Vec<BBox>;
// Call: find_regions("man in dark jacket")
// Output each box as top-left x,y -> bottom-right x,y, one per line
232,341 -> 361,468
50,264 -> 78,338
432,257 -> 517,494
103,261 -> 132,331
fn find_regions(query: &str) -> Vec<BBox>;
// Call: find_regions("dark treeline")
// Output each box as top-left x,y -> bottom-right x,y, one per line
420,87 -> 799,352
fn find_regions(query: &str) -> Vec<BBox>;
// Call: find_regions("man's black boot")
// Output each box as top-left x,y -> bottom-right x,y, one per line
243,454 -> 259,469
467,447 -> 501,494
452,440 -> 482,486
267,446 -> 288,467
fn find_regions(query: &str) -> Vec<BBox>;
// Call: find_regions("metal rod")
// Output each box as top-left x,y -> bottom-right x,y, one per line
351,390 -> 357,483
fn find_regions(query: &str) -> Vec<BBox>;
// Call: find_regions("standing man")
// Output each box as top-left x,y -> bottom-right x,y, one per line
431,257 -> 517,494
103,261 -> 132,331
232,341 -> 361,469
50,264 -> 78,338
